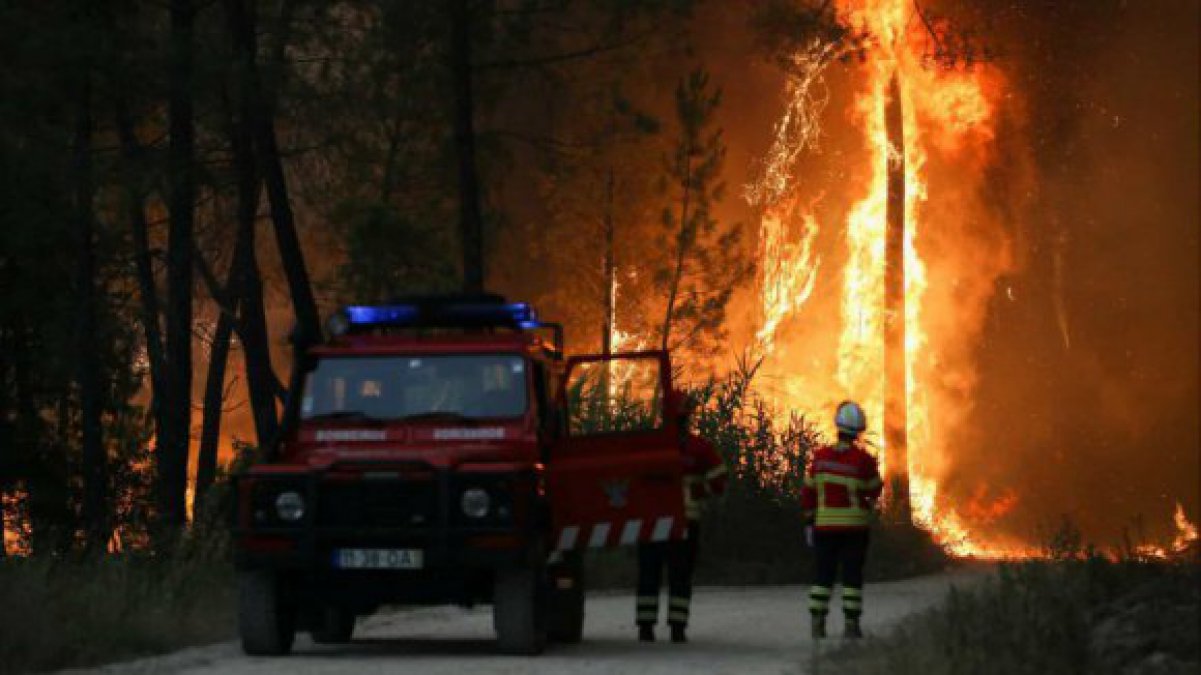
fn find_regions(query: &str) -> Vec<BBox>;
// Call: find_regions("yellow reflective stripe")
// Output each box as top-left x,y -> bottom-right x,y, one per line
809,587 -> 831,611
804,474 -> 816,487
816,516 -> 871,525
816,473 -> 877,490
637,597 -> 659,608
668,610 -> 689,622
817,505 -> 872,518
705,465 -> 727,481
843,588 -> 863,599
669,597 -> 690,609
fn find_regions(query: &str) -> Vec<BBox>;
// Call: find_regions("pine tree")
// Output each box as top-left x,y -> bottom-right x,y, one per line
656,69 -> 753,358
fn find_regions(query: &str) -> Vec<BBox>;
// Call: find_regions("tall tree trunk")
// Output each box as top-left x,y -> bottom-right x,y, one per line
602,167 -> 616,356
116,104 -> 168,471
883,73 -> 909,516
231,148 -> 280,447
161,0 -> 197,531
449,0 -> 485,293
195,314 -> 233,507
223,0 -> 286,446
224,0 -> 321,345
73,70 -> 108,552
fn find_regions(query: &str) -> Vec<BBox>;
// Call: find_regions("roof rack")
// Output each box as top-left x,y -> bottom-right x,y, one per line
326,294 -> 564,356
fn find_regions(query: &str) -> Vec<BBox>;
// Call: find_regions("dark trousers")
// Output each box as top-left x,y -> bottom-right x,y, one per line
636,521 -> 699,627
809,529 -> 870,619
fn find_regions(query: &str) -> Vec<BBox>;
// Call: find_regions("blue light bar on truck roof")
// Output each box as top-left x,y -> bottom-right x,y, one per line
335,301 -> 539,332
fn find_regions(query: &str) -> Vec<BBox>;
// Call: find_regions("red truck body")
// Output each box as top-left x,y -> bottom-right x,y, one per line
232,298 -> 686,655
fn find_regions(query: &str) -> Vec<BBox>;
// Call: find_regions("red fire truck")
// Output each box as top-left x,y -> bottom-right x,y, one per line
232,295 -> 687,655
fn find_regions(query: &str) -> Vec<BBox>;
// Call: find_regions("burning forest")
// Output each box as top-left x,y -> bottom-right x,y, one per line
0,0 -> 1196,562
0,2 -> 1197,668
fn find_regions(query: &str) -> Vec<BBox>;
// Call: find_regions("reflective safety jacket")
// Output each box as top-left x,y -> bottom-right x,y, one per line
682,434 -> 727,521
800,442 -> 883,531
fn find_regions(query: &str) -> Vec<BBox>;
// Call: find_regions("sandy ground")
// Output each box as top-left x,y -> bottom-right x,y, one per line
71,567 -> 989,675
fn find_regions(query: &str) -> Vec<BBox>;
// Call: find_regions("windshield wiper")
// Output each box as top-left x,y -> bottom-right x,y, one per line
305,411 -> 384,423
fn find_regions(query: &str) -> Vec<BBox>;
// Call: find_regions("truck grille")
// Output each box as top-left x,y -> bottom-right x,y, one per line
317,480 -> 438,529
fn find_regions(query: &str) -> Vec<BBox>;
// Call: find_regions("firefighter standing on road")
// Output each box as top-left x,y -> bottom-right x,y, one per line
636,392 -> 728,643
801,401 -> 883,639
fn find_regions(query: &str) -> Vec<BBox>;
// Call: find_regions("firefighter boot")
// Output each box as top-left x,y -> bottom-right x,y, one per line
670,624 -> 687,644
844,617 -> 863,639
639,625 -> 655,642
811,613 -> 827,639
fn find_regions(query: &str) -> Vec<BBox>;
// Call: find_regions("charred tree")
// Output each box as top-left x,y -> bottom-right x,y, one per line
222,16 -> 283,446
449,0 -> 486,293
195,314 -> 233,507
116,104 -> 168,466
883,73 -> 910,515
73,70 -> 108,551
160,0 -> 197,531
225,0 -> 321,345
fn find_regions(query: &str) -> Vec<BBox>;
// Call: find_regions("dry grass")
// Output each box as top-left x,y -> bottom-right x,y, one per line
833,555 -> 1200,675
0,534 -> 234,673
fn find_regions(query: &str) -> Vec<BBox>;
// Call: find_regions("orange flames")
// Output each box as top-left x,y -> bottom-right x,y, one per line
754,0 -> 1030,556
1135,502 -> 1200,560
751,0 -> 1198,560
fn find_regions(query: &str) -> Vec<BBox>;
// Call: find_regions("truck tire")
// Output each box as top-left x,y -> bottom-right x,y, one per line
547,554 -> 585,643
310,607 -> 355,644
493,567 -> 547,655
238,570 -> 297,656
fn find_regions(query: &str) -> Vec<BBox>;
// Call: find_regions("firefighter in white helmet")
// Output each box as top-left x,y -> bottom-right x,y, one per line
800,401 -> 883,639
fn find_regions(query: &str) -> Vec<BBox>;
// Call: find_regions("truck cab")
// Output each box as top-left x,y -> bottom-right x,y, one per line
232,296 -> 687,655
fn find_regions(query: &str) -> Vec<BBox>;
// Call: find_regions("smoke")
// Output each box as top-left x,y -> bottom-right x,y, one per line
944,0 -> 1200,547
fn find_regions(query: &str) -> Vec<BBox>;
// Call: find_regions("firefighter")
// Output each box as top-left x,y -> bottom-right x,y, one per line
636,392 -> 727,643
800,400 -> 883,639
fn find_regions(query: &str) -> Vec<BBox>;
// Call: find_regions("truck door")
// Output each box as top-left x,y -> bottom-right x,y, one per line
545,351 -> 686,551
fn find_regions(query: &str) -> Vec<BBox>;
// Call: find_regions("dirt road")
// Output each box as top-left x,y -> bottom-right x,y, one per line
77,568 -> 987,675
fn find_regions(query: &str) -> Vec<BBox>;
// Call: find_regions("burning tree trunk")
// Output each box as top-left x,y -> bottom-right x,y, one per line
602,166 -> 616,357
883,73 -> 910,515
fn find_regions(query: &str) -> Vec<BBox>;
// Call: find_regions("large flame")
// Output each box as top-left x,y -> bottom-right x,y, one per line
754,0 -> 1034,557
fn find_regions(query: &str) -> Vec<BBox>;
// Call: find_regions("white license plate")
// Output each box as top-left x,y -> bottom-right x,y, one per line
333,548 -> 424,570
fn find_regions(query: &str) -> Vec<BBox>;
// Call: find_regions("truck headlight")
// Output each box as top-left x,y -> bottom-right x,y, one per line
275,491 -> 306,522
461,488 -> 491,519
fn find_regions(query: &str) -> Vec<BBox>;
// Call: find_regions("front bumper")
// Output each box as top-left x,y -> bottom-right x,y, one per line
232,466 -> 541,575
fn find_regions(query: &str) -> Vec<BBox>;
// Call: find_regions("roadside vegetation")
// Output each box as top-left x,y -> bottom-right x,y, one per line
0,491 -> 238,673
587,364 -> 951,589
833,538 -> 1200,675
0,532 -> 232,673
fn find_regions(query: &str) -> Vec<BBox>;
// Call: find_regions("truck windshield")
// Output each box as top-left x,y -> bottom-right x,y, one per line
301,354 -> 529,421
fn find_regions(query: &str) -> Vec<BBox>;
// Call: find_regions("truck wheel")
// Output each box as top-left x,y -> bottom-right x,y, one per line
493,567 -> 547,655
310,607 -> 356,644
547,554 -> 585,643
238,570 -> 297,656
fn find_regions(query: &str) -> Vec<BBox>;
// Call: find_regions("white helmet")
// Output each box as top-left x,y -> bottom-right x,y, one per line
835,401 -> 867,435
